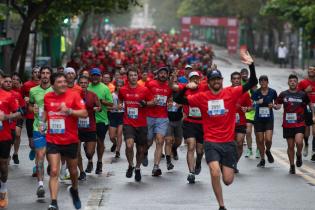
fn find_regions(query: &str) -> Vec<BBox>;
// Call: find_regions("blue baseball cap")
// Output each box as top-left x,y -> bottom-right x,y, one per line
207,69 -> 223,80
90,68 -> 101,76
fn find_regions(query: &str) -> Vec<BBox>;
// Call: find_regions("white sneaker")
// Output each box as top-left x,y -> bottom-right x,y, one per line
303,145 -> 309,157
60,169 -> 70,180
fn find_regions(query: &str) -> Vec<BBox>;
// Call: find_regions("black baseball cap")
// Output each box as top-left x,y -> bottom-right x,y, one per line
207,69 -> 223,80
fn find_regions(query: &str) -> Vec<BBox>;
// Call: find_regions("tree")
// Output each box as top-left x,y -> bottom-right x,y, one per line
8,0 -> 140,75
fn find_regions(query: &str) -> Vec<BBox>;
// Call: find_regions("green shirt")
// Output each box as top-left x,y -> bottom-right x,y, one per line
29,85 -> 53,131
88,82 -> 113,124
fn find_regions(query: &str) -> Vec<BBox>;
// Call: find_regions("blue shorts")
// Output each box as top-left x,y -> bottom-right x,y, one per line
147,117 -> 169,140
33,131 -> 46,149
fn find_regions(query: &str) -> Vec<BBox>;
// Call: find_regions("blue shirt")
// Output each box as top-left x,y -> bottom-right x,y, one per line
252,88 -> 278,121
178,76 -> 188,84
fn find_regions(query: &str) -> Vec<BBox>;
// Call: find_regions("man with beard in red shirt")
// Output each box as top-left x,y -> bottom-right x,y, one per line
174,50 -> 257,210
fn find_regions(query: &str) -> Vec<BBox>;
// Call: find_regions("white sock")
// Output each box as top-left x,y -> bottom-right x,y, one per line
38,181 -> 44,186
0,181 -> 7,193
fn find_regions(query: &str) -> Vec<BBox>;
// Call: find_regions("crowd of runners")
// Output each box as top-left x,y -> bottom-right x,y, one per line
0,29 -> 314,210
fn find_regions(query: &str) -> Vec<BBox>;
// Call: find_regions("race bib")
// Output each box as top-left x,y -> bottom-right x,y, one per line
0,121 -> 3,131
208,100 -> 225,116
78,117 -> 90,128
116,59 -> 121,65
49,119 -> 65,134
236,113 -> 240,124
127,107 -> 138,119
286,113 -> 297,124
38,107 -> 44,119
156,95 -> 167,106
259,107 -> 270,118
168,102 -> 178,112
189,107 -> 201,117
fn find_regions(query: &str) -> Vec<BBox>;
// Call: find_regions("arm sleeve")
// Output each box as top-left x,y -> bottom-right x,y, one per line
242,63 -> 258,93
173,87 -> 189,105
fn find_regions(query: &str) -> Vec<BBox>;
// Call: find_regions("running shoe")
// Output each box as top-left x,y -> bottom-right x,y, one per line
303,145 -> 308,157
296,153 -> 303,167
219,206 -> 227,210
167,162 -> 174,170
126,166 -> 134,178
78,172 -> 87,181
257,159 -> 265,168
311,152 -> 315,162
245,148 -> 252,158
85,162 -> 93,173
60,170 -> 71,181
289,165 -> 296,174
12,154 -> 19,164
95,162 -> 102,174
187,173 -> 195,184
36,185 -> 45,198
115,151 -> 120,159
48,204 -> 59,210
69,187 -> 81,209
0,192 -> 8,208
110,143 -> 117,153
135,168 -> 141,182
172,147 -> 178,160
142,154 -> 148,167
266,150 -> 274,163
152,165 -> 162,177
29,149 -> 35,161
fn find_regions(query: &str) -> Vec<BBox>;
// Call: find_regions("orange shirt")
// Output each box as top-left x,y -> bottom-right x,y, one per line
106,82 -> 115,93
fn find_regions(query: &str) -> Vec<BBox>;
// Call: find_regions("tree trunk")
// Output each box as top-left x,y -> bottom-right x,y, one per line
10,19 -> 32,74
18,32 -> 30,76
74,13 -> 90,52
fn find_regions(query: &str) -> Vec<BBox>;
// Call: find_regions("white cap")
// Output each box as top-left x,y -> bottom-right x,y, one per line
64,67 -> 75,74
185,64 -> 192,69
188,71 -> 200,79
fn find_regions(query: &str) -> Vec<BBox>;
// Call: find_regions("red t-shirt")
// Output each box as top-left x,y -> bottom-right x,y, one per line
22,80 -> 39,119
118,85 -> 152,127
10,90 -> 25,130
44,90 -> 86,145
235,91 -> 252,126
187,86 -> 243,143
179,84 -> 208,124
146,80 -> 172,118
0,89 -> 19,141
78,90 -> 98,132
298,79 -> 315,103
68,84 -> 82,95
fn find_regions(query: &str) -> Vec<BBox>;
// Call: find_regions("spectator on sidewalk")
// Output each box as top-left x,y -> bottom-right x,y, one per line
278,42 -> 288,68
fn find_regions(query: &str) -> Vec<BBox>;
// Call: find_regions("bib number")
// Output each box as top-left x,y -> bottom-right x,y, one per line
156,95 -> 167,106
78,117 -> 90,128
127,107 -> 138,119
49,119 -> 65,134
286,113 -> 297,124
0,121 -> 3,131
168,102 -> 178,112
236,113 -> 240,124
259,107 -> 270,118
208,100 -> 225,116
189,107 -> 201,117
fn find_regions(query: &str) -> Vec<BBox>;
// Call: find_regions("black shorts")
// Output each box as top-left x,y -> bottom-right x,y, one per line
182,121 -> 204,144
78,131 -> 97,142
96,123 -> 109,141
11,129 -> 16,144
283,126 -> 305,139
0,140 -> 12,159
123,125 -> 147,146
235,125 -> 247,134
109,112 -> 124,128
26,119 -> 34,138
254,120 -> 274,132
305,111 -> 313,126
246,119 -> 254,124
16,119 -> 24,128
47,142 -> 78,159
204,141 -> 238,169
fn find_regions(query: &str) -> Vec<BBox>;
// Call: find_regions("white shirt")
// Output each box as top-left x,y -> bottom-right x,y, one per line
278,46 -> 288,58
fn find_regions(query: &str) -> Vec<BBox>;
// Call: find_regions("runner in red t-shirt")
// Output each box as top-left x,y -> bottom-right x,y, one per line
77,75 -> 101,181
230,72 -> 252,173
43,73 -> 87,210
145,67 -> 172,177
118,69 -> 154,182
0,82 -> 22,208
297,65 -> 315,159
174,50 -> 257,210
275,74 -> 313,174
